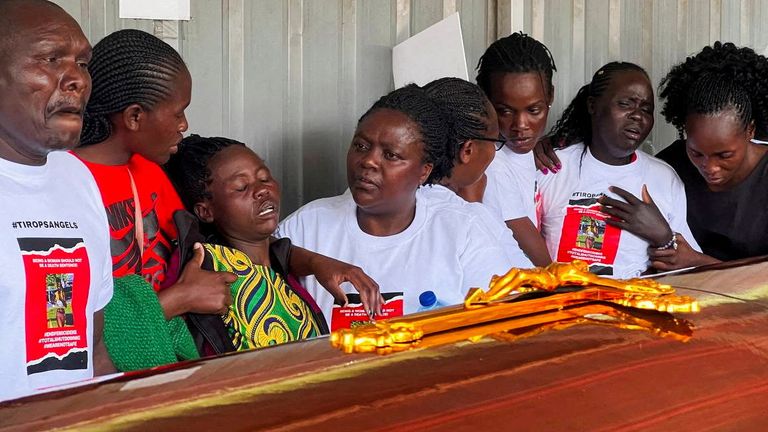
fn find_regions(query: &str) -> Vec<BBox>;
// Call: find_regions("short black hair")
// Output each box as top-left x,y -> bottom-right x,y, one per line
659,41 -> 768,138
164,134 -> 246,211
358,84 -> 452,184
423,77 -> 491,180
80,29 -> 187,146
476,32 -> 557,98
548,62 -> 649,147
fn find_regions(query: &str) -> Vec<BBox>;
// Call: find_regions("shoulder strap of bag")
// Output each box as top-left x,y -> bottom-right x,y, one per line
127,168 -> 144,258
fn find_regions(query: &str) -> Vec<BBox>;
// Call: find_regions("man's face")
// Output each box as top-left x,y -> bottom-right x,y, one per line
0,6 -> 91,165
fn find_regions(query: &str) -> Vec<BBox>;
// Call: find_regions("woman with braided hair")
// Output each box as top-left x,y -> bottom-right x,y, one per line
422,77 -> 532,268
653,42 -> 768,265
475,32 -> 557,267
537,62 -> 700,278
278,84 -> 511,328
74,29 -> 382,344
72,29 -> 238,322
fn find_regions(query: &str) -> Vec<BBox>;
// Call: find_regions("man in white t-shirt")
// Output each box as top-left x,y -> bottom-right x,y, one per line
0,1 -> 114,401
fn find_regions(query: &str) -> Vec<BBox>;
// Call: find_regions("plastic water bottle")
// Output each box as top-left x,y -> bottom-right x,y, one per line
417,290 -> 447,312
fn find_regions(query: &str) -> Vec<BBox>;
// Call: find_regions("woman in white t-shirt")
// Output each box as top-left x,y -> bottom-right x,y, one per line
475,32 -> 558,266
539,62 -> 699,278
278,85 -> 512,330
422,77 -> 532,268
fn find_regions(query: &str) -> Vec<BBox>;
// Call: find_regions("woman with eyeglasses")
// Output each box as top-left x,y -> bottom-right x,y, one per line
476,32 -> 558,267
278,84 -> 512,328
422,77 -> 506,203
422,77 -> 532,267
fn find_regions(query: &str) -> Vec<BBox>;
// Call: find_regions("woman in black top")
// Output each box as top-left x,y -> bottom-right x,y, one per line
655,42 -> 768,267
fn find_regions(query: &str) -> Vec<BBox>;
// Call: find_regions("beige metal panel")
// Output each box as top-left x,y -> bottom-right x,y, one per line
720,0 -> 743,43
53,0 -> 154,43
223,0 -> 245,142
542,0 -> 576,132
584,0 -> 611,77
179,0 -> 226,139
650,0 -> 683,152
242,1 -> 288,183
301,1 -> 346,202
282,0 -> 306,213
412,0 -> 444,34
687,0 -> 714,55
355,1 -> 396,114
459,0 -> 493,78
570,0 -> 587,97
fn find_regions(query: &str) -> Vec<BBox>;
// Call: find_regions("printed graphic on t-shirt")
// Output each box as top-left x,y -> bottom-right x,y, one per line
105,192 -> 172,288
331,292 -> 403,331
18,238 -> 91,375
556,195 -> 621,275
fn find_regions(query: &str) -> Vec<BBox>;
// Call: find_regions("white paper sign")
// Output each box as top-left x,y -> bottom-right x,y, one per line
392,12 -> 468,88
119,0 -> 191,21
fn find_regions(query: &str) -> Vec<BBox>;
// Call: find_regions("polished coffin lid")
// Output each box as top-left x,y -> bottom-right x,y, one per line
1,259 -> 767,431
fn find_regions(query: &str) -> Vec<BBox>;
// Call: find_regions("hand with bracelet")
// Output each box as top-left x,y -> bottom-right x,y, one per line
598,185 -> 719,271
648,232 -> 720,271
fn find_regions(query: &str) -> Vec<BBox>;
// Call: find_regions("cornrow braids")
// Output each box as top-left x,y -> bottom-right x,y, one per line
548,61 -> 649,147
81,29 -> 187,146
359,84 -> 452,184
423,77 -> 491,180
164,134 -> 245,211
659,41 -> 768,139
476,32 -> 557,98
686,73 -> 752,131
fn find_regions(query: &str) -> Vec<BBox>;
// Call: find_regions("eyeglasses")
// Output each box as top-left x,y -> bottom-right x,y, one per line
464,133 -> 507,151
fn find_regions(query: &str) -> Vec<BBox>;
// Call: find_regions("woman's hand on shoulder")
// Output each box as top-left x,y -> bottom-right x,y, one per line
599,185 -> 673,247
533,137 -> 562,174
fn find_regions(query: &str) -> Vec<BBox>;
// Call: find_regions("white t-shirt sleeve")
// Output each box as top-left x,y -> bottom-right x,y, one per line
484,167 -> 528,222
276,208 -> 305,245
96,251 -> 113,311
458,215 -> 514,293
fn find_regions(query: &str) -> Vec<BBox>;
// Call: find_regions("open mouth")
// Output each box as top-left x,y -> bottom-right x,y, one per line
623,126 -> 642,141
257,201 -> 277,217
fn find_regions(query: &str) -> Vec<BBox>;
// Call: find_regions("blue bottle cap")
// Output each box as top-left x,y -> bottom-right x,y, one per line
419,290 -> 437,307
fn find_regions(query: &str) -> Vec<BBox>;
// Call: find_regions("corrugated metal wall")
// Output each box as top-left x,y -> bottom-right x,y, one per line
54,0 -> 768,214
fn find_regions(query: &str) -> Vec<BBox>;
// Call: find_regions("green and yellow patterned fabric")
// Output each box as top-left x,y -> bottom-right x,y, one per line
203,244 -> 322,350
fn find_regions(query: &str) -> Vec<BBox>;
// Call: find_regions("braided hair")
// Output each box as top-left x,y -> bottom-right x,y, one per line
164,134 -> 246,211
548,62 -> 649,147
475,32 -> 557,98
80,29 -> 187,146
359,84 -> 452,184
659,41 -> 768,139
423,77 -> 491,179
